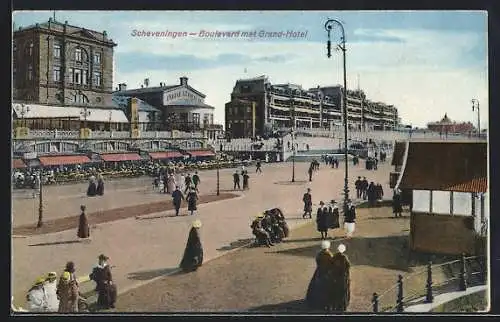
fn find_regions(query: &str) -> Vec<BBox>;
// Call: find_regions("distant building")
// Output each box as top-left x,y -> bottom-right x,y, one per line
114,76 -> 223,139
427,113 -> 476,135
13,18 -> 117,107
224,75 -> 399,138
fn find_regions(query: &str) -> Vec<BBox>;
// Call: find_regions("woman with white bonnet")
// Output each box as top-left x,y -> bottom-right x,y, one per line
344,199 -> 356,238
180,219 -> 204,272
329,243 -> 351,312
305,239 -> 334,311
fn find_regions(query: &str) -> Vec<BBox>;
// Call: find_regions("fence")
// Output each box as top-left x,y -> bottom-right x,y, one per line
369,254 -> 486,312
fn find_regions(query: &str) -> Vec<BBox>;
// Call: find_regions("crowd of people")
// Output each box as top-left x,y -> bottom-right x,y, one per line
354,177 -> 384,207
250,208 -> 290,247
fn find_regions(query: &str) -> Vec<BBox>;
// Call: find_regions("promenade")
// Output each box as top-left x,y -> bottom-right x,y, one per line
12,160 -> 393,307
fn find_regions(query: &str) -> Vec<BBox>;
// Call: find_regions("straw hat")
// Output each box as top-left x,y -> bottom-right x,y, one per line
47,272 -> 57,279
337,243 -> 346,253
33,276 -> 46,286
61,271 -> 71,281
321,240 -> 331,250
192,219 -> 202,228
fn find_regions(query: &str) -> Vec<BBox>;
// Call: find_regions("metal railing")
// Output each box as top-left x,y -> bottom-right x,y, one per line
369,254 -> 487,313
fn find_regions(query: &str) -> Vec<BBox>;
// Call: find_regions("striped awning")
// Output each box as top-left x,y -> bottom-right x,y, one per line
188,150 -> 216,157
100,153 -> 142,162
149,151 -> 184,159
39,155 -> 91,166
445,177 -> 487,193
12,158 -> 26,169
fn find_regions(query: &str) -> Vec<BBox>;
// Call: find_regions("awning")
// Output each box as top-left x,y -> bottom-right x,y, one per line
149,151 -> 184,159
188,150 -> 216,157
13,158 -> 26,169
100,153 -> 143,162
39,155 -> 91,166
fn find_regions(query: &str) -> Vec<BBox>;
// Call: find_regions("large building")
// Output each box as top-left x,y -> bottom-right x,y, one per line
114,77 -> 223,139
13,18 -> 117,107
427,113 -> 476,135
224,75 -> 399,138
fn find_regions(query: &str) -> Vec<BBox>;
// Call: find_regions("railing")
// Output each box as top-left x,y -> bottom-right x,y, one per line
369,254 -> 487,313
13,129 -> 204,140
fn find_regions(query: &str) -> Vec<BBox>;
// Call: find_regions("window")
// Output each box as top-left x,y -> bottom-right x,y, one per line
27,42 -> 33,56
13,42 -> 17,57
74,69 -> 82,84
75,48 -> 82,62
228,108 -> 232,116
68,68 -> 74,83
209,114 -> 214,124
93,52 -> 101,64
74,93 -> 89,104
82,70 -> 88,85
203,114 -> 209,125
53,44 -> 61,58
412,190 -> 430,212
247,106 -> 251,113
53,66 -> 61,82
432,191 -> 451,214
453,192 -> 472,216
192,113 -> 200,126
27,64 -> 33,80
93,71 -> 101,86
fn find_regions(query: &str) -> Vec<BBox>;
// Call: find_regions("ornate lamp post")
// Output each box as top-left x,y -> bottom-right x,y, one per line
108,110 -> 113,137
37,174 -> 43,228
325,18 -> 349,211
291,129 -> 296,182
471,99 -> 480,138
289,89 -> 296,182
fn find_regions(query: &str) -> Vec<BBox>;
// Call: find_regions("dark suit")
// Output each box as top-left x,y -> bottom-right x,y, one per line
172,190 -> 184,216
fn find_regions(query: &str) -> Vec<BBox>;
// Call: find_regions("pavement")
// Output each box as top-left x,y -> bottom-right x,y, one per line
12,160 -> 394,307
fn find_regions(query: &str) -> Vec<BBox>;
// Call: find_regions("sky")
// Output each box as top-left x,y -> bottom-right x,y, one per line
13,11 -> 488,129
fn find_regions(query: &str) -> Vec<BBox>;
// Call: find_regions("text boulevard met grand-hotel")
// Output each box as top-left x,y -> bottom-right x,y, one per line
225,76 -> 399,138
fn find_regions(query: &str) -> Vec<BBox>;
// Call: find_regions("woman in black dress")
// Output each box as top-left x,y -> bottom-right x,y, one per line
186,186 -> 198,216
180,220 -> 204,272
87,176 -> 97,197
77,205 -> 90,240
316,201 -> 329,239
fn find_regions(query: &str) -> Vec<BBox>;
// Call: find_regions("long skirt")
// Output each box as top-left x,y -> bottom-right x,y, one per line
344,222 -> 355,236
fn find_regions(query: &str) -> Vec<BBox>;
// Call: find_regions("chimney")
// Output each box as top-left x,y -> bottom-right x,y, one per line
118,83 -> 127,91
180,76 -> 188,86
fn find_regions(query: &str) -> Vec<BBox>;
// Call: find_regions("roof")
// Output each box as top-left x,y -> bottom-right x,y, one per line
398,141 -> 487,192
391,141 -> 407,166
166,100 -> 215,109
12,103 -> 129,123
111,96 -> 160,112
149,151 -> 184,159
116,84 -> 206,99
100,152 -> 142,162
39,155 -> 91,166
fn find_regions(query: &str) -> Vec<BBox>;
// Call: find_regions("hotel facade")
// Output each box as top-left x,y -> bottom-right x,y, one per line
225,75 -> 399,138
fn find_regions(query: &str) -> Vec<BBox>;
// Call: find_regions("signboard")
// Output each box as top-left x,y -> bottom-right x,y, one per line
163,88 -> 204,105
23,152 -> 37,159
80,128 -> 92,139
15,127 -> 29,138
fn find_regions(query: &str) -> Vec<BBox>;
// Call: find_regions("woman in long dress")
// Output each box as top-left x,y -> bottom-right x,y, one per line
306,240 -> 334,311
167,174 -> 176,194
96,174 -> 105,196
186,187 -> 198,216
180,220 -> 204,272
87,176 -> 97,197
329,244 -> 351,312
77,205 -> 90,240
316,201 -> 329,239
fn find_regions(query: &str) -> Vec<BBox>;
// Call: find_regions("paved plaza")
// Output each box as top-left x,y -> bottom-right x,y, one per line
12,160 -> 394,308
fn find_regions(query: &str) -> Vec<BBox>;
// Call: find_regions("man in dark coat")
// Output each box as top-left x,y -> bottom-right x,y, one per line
233,171 -> 241,190
361,177 -> 369,200
316,201 -> 329,239
184,174 -> 192,194
393,189 -> 403,218
303,188 -> 313,219
355,176 -> 362,199
77,205 -> 90,240
256,160 -> 262,173
376,183 -> 384,201
180,220 -> 204,272
89,254 -> 116,309
192,171 -> 200,192
242,171 -> 250,190
171,186 -> 184,216
308,166 -> 313,182
186,187 -> 198,216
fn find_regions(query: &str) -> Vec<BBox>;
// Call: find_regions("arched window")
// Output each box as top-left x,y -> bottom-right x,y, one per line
26,42 -> 33,56
73,92 -> 89,104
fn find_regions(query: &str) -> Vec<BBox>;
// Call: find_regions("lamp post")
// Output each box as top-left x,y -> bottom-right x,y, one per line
216,154 -> 220,196
471,99 -> 480,138
289,89 -> 296,182
108,110 -> 113,138
37,174 -> 43,228
325,18 -> 349,211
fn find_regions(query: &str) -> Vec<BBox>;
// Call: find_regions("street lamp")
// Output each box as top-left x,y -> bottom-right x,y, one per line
471,99 -> 480,138
37,174 -> 43,228
325,18 -> 349,212
216,153 -> 220,196
291,129 -> 296,182
289,89 -> 296,182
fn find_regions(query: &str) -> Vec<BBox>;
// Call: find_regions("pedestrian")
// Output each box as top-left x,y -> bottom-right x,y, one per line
167,173 -> 176,194
89,254 -> 116,309
186,186 -> 198,216
328,200 -> 340,231
27,277 -> 48,312
256,160 -> 262,173
178,173 -> 186,192
242,170 -> 250,190
180,219 -> 204,272
192,171 -> 201,192
171,186 -> 184,216
77,205 -> 90,241
376,183 -> 384,201
308,165 -> 313,182
393,189 -> 403,218
316,201 -> 329,239
329,244 -> 351,312
44,272 -> 59,312
56,263 -> 79,312
233,171 -> 241,190
96,174 -> 104,196
344,200 -> 356,239
305,240 -> 334,311
367,182 -> 377,207
303,188 -> 313,219
86,176 -> 97,197
361,177 -> 369,200
184,173 -> 192,194
355,176 -> 362,199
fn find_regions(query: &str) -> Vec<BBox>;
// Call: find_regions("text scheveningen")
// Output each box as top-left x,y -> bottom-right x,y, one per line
199,30 -> 308,39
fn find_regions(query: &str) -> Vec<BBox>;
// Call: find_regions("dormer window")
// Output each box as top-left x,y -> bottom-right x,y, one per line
75,48 -> 82,62
93,52 -> 101,65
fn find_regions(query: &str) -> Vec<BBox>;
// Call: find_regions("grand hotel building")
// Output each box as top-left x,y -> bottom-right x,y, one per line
225,75 -> 399,138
